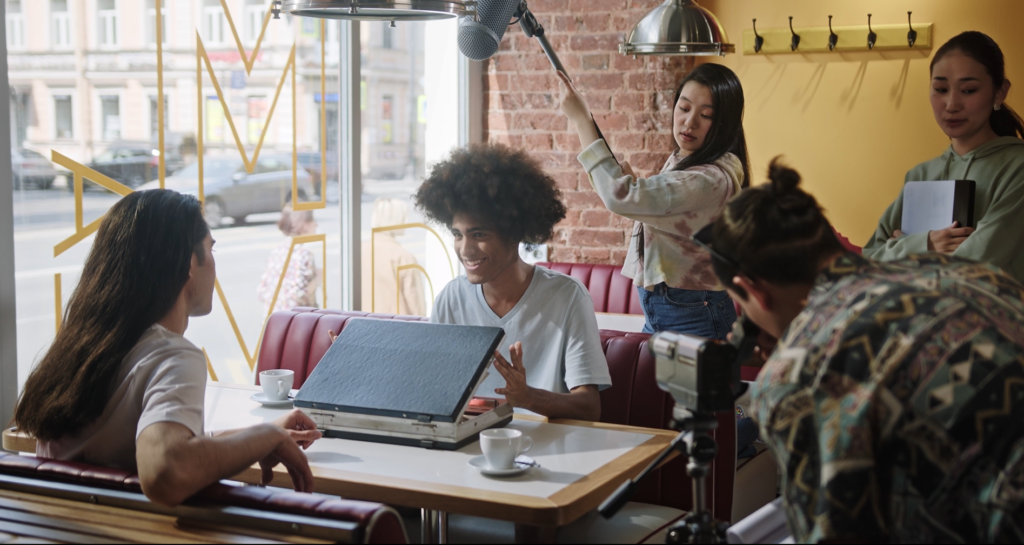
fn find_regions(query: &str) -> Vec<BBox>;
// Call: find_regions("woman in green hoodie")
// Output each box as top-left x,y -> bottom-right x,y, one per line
864,31 -> 1024,282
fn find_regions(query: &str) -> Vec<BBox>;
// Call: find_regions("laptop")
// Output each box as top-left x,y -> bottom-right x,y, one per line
294,319 -> 513,450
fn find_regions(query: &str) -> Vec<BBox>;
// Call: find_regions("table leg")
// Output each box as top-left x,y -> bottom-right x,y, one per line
419,509 -> 448,544
420,509 -> 435,544
437,512 -> 448,544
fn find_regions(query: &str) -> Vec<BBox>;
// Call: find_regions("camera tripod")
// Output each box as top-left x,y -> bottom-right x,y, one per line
599,410 -> 729,544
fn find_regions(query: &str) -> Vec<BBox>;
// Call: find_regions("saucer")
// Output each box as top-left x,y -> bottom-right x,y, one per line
468,455 -> 537,477
250,392 -> 294,408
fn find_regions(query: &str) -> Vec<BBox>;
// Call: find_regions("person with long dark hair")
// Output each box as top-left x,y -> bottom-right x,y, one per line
14,190 -> 321,506
865,31 -> 1024,282
702,159 -> 1023,542
557,64 -> 750,340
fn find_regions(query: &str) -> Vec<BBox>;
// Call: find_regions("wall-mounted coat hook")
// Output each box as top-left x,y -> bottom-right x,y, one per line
752,19 -> 764,53
828,15 -> 838,51
867,13 -> 877,49
907,11 -> 917,47
789,16 -> 800,51
742,17 -> 933,54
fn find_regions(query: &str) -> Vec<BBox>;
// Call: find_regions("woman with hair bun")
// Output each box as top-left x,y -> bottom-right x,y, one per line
865,31 -> 1024,283
557,64 -> 750,340
699,158 -> 1024,542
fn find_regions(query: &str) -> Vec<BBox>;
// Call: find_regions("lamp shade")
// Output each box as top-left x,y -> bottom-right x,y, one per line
620,0 -> 734,56
281,0 -> 468,21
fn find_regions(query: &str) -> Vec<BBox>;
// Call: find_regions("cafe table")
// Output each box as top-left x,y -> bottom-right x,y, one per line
6,383 -> 678,544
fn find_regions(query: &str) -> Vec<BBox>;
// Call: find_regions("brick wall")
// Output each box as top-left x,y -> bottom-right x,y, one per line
483,0 -> 693,265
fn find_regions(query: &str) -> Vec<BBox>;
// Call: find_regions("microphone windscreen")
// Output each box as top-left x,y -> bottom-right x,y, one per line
458,0 -> 521,61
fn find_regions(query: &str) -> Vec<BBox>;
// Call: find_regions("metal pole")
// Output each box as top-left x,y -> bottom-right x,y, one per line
339,20 -> 362,311
437,511 -> 448,544
0,0 -> 18,431
420,508 -> 436,544
692,466 -> 707,515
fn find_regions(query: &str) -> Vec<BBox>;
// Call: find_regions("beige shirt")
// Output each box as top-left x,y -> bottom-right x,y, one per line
578,139 -> 743,291
361,234 -> 427,316
37,325 -> 207,470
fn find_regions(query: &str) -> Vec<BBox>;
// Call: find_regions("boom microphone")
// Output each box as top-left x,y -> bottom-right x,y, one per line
458,0 -> 522,61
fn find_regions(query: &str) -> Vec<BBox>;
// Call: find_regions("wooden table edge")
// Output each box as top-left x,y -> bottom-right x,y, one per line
244,431 -> 675,527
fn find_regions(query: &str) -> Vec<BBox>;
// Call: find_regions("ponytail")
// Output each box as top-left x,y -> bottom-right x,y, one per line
991,104 -> 1024,139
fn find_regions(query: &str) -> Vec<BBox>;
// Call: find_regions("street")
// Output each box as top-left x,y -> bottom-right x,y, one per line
11,178 -> 431,388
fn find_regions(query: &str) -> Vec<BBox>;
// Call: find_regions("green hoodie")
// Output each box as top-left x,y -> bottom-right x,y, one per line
863,136 -> 1024,283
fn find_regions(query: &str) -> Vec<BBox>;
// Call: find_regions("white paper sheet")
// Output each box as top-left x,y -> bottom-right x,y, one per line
726,497 -> 791,544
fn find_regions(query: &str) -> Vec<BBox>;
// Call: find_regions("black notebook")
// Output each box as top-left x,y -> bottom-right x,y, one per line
294,319 -> 505,423
901,180 -> 976,235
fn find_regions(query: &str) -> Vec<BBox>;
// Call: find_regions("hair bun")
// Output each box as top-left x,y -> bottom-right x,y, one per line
767,157 -> 801,195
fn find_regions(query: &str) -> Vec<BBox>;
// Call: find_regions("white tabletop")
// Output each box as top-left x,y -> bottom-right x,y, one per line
206,384 -> 673,526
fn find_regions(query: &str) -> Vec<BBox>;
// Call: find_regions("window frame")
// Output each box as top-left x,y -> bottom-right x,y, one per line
203,2 -> 227,46
6,0 -> 25,51
335,21 -> 480,312
144,0 -> 169,49
1,0 -> 20,428
97,0 -> 119,49
53,93 -> 75,141
244,0 -> 266,46
51,0 -> 72,50
98,93 -> 121,142
148,93 -> 169,143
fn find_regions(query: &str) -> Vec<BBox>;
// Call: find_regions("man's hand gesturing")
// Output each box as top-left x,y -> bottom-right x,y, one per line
493,342 -> 533,411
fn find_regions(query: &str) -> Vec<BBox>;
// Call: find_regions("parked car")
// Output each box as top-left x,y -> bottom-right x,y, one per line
86,143 -> 185,189
11,148 -> 58,190
296,151 -> 340,193
139,154 -> 314,228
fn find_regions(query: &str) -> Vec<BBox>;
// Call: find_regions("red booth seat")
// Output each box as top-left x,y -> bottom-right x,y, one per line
0,452 -> 407,543
537,262 -> 643,315
257,309 -> 746,521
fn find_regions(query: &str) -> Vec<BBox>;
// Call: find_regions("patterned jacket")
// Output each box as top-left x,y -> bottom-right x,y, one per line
751,252 -> 1024,543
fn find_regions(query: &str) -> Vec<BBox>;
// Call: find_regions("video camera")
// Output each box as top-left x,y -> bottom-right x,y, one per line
652,332 -> 741,416
600,317 -> 762,544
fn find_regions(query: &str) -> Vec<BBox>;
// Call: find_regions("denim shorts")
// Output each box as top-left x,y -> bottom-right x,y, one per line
637,284 -> 737,341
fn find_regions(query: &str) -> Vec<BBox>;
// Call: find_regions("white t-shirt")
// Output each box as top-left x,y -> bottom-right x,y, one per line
37,324 -> 207,470
431,266 -> 612,411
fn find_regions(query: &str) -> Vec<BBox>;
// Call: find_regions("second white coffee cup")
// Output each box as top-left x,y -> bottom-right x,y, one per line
480,428 -> 532,470
259,369 -> 295,401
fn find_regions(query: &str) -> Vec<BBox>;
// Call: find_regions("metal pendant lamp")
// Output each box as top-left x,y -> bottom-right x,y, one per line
620,0 -> 734,56
280,0 -> 469,21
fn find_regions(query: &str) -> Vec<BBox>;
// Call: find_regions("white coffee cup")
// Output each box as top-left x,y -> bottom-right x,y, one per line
259,369 -> 294,401
480,429 -> 532,470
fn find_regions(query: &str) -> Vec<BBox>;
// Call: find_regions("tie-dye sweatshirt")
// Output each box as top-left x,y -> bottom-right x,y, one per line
577,139 -> 743,291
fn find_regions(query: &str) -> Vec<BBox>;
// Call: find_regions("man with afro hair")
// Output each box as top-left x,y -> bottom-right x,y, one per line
416,143 -> 611,421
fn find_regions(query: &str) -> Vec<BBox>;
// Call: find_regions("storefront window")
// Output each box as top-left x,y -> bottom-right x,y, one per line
358,20 -> 460,316
7,1 -> 465,391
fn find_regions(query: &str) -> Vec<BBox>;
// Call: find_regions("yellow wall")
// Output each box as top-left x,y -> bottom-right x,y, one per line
702,0 -> 1024,245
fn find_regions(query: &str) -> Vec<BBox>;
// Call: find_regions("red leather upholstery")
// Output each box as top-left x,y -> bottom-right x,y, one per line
0,452 -> 407,544
597,331 -> 736,520
537,262 -> 643,315
258,310 -> 737,521
834,229 -> 862,254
